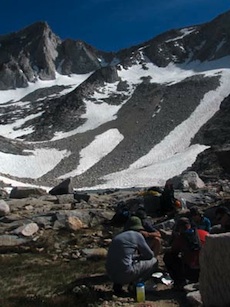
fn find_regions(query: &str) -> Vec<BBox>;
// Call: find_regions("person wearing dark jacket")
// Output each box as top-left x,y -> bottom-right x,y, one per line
106,216 -> 158,295
160,181 -> 176,214
163,217 -> 208,290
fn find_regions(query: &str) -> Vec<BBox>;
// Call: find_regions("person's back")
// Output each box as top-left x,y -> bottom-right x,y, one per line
172,227 -> 208,269
106,230 -> 154,284
106,216 -> 158,294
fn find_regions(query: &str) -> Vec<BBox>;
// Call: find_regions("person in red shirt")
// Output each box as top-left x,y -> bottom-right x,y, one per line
163,217 -> 208,290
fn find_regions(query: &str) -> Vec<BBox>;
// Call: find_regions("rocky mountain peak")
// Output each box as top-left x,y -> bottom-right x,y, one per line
0,21 -> 116,89
116,9 -> 230,68
0,21 -> 61,89
186,10 -> 230,62
57,39 -> 102,75
18,21 -> 54,37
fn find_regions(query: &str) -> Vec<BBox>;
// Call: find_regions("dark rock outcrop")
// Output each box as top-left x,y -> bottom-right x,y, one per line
191,94 -> 230,180
49,178 -> 74,195
10,187 -> 47,199
57,40 -> 101,74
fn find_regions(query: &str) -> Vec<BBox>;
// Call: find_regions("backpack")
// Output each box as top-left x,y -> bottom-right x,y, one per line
110,201 -> 130,227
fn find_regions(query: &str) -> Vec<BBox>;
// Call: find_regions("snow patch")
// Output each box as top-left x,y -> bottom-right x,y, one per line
59,129 -> 124,178
0,148 -> 70,178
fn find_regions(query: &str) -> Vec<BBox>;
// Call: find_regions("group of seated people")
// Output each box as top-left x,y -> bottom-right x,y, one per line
106,202 -> 230,295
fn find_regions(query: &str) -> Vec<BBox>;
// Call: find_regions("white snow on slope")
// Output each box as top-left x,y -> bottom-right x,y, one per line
0,175 -> 51,193
0,72 -> 92,105
118,56 -> 230,85
78,69 -> 230,190
51,57 -> 222,142
87,144 -> 208,189
52,100 -> 121,140
0,148 -> 70,178
165,27 -> 197,43
131,70 -> 230,169
1,112 -> 44,139
59,129 -> 124,178
52,82 -> 134,140
0,57 -> 230,189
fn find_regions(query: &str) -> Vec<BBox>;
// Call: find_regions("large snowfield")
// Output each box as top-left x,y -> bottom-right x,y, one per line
1,55 -> 230,191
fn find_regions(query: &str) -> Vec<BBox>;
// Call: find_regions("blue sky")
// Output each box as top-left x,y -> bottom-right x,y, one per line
1,0 -> 230,51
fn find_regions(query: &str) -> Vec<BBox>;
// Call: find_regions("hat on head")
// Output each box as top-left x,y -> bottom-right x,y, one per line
190,206 -> 202,216
124,216 -> 144,231
175,217 -> 191,231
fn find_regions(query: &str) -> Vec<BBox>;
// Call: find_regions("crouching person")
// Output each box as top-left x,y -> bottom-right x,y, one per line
163,217 -> 208,290
106,216 -> 158,295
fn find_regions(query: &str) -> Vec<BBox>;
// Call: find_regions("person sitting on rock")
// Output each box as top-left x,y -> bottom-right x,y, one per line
163,217 -> 208,290
210,206 -> 230,234
134,207 -> 162,256
106,216 -> 158,295
189,206 -> 211,232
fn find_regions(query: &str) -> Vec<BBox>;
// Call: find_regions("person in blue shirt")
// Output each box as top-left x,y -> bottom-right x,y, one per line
189,206 -> 211,232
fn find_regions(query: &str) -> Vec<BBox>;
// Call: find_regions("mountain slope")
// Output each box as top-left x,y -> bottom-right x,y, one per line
0,11 -> 230,189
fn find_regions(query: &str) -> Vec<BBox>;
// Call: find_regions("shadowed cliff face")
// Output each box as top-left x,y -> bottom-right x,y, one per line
192,94 -> 230,146
190,94 -> 230,180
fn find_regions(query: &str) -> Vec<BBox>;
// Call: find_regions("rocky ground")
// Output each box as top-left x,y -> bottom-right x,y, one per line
0,177 -> 229,307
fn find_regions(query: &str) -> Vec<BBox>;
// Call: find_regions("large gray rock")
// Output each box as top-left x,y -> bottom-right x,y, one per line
0,235 -> 28,247
170,171 -> 205,190
10,187 -> 47,199
66,216 -> 87,231
13,222 -> 39,237
199,233 -> 230,307
0,200 -> 10,216
81,248 -> 107,259
49,178 -> 73,195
